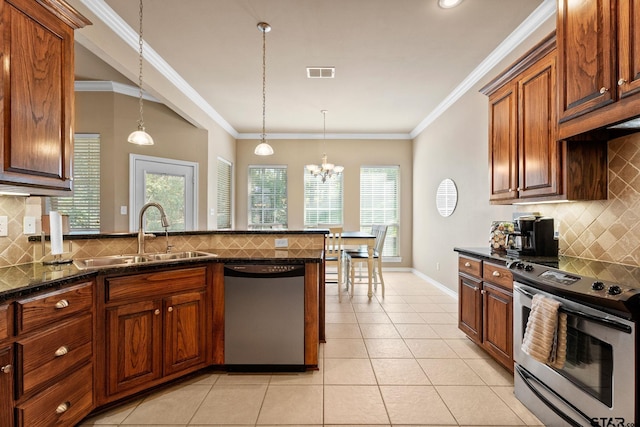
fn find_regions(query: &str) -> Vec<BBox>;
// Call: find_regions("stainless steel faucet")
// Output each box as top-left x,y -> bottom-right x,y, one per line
137,202 -> 170,254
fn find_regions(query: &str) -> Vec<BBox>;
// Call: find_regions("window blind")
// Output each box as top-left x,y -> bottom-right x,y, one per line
217,158 -> 232,229
49,134 -> 101,233
304,170 -> 343,226
360,166 -> 400,256
248,166 -> 288,229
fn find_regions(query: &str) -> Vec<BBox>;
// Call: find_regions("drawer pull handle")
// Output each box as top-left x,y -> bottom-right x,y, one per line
54,346 -> 69,357
55,300 -> 69,309
464,262 -> 471,267
1,364 -> 11,374
492,271 -> 501,277
168,306 -> 174,313
599,86 -> 609,94
56,402 -> 70,414
154,309 -> 160,315
618,78 -> 627,86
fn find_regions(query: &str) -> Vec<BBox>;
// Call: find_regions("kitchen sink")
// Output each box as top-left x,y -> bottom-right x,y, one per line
145,251 -> 217,261
73,251 -> 217,270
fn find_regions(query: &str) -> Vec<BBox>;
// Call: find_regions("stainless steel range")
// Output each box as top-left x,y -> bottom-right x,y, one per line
510,257 -> 640,427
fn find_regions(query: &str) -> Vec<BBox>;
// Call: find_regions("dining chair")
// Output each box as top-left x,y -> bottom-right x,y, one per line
321,224 -> 345,302
345,224 -> 387,298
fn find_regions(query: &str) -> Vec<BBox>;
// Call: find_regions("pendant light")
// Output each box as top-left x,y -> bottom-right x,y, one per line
306,110 -> 344,183
254,22 -> 274,156
128,0 -> 154,145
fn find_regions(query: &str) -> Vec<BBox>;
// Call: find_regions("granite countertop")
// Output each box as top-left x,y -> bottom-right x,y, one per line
0,248 -> 323,302
453,247 -> 560,266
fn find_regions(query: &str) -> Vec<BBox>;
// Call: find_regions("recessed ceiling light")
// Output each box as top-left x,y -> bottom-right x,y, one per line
438,0 -> 463,8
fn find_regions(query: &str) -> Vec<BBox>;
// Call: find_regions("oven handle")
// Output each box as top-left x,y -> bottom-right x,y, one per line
515,365 -> 599,427
514,286 -> 632,334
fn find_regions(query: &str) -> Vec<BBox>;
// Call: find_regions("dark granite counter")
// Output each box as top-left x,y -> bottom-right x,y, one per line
454,247 -> 640,290
28,229 -> 328,241
0,248 -> 323,302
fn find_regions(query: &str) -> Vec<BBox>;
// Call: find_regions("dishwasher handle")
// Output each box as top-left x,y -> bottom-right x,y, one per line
224,264 -> 305,278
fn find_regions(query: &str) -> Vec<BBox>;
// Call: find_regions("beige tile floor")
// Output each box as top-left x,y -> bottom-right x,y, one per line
79,272 -> 543,426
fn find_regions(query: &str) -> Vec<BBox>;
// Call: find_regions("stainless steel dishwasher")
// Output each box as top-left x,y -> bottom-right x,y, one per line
224,263 -> 305,369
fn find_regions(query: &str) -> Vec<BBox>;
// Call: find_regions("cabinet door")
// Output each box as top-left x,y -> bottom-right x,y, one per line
557,0 -> 615,121
488,83 -> 518,202
106,300 -> 162,396
618,0 -> 640,98
482,282 -> 513,371
458,274 -> 482,344
518,52 -> 560,199
0,346 -> 13,427
0,0 -> 74,190
163,291 -> 206,376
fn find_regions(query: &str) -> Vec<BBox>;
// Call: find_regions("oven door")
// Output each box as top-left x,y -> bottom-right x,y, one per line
513,282 -> 636,426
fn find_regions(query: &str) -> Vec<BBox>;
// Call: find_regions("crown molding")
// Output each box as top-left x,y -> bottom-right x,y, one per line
74,80 -> 160,102
236,132 -> 412,140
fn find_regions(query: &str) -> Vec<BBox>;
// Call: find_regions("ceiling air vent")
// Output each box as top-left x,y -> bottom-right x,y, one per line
306,67 -> 335,79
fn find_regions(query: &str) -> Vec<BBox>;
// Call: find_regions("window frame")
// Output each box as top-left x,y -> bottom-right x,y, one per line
360,165 -> 400,258
247,165 -> 288,229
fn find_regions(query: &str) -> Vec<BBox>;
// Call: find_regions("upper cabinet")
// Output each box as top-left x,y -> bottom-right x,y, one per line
557,0 -> 640,139
0,0 -> 90,193
482,33 -> 608,204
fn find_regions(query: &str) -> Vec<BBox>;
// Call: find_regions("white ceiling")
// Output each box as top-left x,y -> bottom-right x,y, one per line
70,0 -> 553,138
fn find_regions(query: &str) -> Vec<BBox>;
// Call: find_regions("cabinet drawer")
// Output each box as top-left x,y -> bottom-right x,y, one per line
16,281 -> 93,334
458,256 -> 482,278
106,267 -> 207,303
0,303 -> 10,341
482,262 -> 513,290
16,362 -> 93,427
17,314 -> 92,397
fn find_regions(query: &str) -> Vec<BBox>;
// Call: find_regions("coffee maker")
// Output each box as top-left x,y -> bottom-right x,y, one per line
507,215 -> 557,257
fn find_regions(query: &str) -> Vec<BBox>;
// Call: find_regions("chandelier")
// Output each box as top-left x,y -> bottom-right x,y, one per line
254,22 -> 274,156
128,0 -> 154,145
306,110 -> 343,183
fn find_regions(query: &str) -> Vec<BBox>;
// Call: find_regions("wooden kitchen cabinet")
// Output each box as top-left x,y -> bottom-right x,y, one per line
0,346 -> 13,427
0,0 -> 90,192
13,280 -> 95,427
557,0 -> 640,139
103,267 -> 208,400
482,33 -> 607,204
457,256 -> 514,372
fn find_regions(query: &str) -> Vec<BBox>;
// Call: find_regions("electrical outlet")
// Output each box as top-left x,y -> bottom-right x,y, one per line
275,238 -> 288,248
120,206 -> 127,215
436,262 -> 440,271
23,216 -> 36,235
0,216 -> 7,236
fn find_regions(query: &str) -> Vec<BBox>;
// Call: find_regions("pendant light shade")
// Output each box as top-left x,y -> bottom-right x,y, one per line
255,22 -> 274,156
129,0 -> 153,145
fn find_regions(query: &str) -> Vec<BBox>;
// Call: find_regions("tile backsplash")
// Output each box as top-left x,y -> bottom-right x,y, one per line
521,132 -> 640,266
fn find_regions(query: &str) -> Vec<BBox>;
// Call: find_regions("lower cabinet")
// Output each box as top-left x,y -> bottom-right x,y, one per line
103,267 -> 208,400
458,255 -> 514,372
0,346 -> 13,427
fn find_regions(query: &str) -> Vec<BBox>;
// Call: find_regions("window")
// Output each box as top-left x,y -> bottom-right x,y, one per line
248,166 -> 287,229
304,170 -> 343,226
48,134 -> 101,233
360,166 -> 400,257
217,158 -> 232,229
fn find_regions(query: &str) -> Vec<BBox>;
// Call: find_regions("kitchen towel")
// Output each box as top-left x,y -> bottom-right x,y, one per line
49,211 -> 64,255
521,293 -> 567,369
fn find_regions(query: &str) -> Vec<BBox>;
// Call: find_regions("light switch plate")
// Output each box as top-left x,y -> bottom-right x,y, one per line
120,206 -> 127,215
275,238 -> 288,248
23,216 -> 36,235
0,216 -> 7,236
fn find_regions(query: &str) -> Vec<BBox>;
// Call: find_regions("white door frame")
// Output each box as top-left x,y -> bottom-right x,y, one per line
129,154 -> 198,232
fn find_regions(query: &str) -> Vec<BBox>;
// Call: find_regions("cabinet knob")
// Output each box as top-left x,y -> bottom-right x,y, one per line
54,346 -> 69,357
55,402 -> 70,414
492,271 -> 501,277
54,299 -> 69,309
599,87 -> 609,94
508,188 -> 513,192
618,78 -> 627,86
168,306 -> 174,313
154,309 -> 160,315
516,187 -> 521,191
1,364 -> 11,374
464,262 -> 471,267
481,289 -> 486,295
